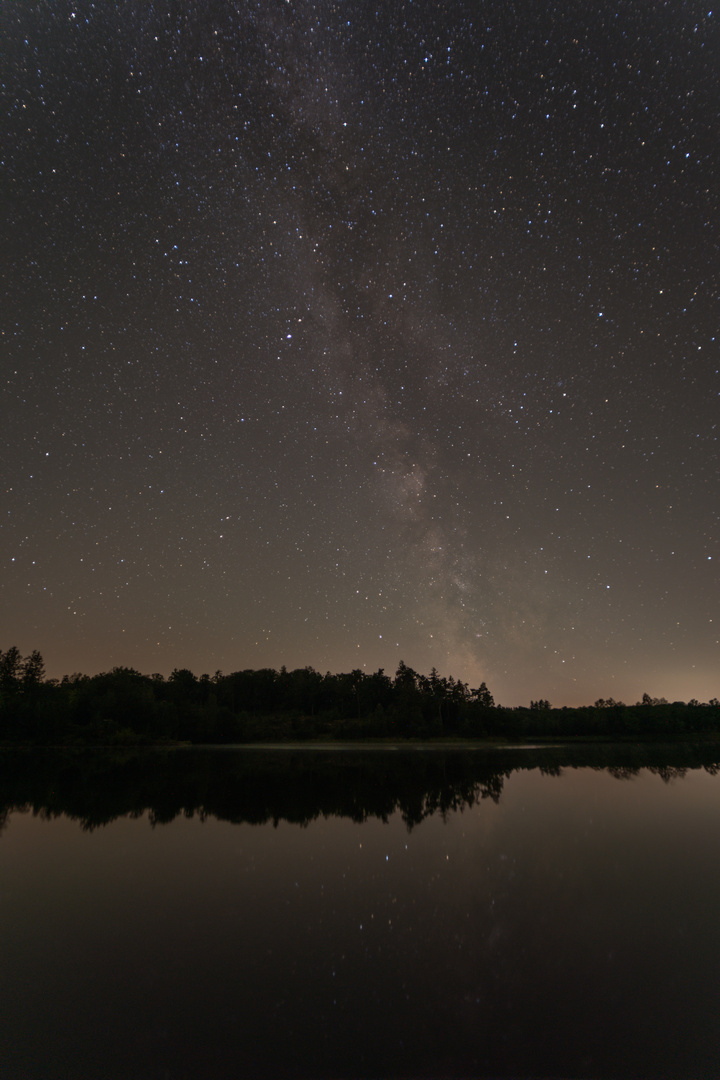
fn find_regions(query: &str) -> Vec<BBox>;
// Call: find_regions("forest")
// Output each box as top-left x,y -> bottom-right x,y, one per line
1,646 -> 718,745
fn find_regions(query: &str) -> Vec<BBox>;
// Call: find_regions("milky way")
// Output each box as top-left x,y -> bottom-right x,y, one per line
2,0 -> 718,704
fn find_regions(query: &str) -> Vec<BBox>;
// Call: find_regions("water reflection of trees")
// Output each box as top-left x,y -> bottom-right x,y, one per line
608,764 -> 694,782
0,743 -> 719,833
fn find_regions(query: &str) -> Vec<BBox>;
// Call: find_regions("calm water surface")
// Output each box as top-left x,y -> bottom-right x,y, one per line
2,744 -> 720,1079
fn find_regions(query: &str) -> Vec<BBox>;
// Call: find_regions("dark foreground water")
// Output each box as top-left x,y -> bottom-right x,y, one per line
2,743 -> 720,1079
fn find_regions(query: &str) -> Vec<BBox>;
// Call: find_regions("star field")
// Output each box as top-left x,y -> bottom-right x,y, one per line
2,0 -> 718,704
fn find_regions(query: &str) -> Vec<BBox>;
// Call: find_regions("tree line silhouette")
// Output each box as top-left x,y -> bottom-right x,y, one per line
1,645 -> 718,745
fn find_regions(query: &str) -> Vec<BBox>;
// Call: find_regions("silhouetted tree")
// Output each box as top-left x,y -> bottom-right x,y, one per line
0,646 -> 22,692
471,682 -> 495,708
22,650 -> 45,688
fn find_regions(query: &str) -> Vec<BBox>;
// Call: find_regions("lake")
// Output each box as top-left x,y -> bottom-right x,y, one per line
2,743 -> 720,1079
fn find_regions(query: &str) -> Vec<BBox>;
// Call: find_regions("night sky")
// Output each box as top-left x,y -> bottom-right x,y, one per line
2,0 -> 718,706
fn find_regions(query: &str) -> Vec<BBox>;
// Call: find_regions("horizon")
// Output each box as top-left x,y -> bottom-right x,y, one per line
8,644 -> 716,711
